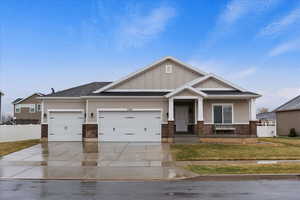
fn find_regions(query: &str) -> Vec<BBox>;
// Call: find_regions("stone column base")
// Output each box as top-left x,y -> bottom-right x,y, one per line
83,124 -> 98,140
41,124 -> 48,139
197,121 -> 204,136
249,121 -> 258,136
167,121 -> 175,138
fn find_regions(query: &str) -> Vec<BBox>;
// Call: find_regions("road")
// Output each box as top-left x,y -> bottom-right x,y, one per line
0,179 -> 300,200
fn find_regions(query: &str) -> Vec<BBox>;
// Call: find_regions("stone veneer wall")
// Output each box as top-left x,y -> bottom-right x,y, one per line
82,124 -> 98,139
201,123 -> 257,137
41,124 -> 48,138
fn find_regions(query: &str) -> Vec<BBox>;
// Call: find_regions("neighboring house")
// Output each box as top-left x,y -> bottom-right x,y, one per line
12,93 -> 44,124
275,95 -> 300,136
256,112 -> 276,125
0,91 -> 3,123
40,57 -> 260,142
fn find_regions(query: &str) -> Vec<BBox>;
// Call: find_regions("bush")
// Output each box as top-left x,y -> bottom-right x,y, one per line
289,128 -> 297,137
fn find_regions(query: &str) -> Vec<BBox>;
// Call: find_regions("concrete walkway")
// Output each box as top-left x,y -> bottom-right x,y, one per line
0,142 -> 197,180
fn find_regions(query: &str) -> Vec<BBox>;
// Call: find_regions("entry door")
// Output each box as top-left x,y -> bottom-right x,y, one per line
98,111 -> 161,142
48,112 -> 84,141
175,106 -> 189,132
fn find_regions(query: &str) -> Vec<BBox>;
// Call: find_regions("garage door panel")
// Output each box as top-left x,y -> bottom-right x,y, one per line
48,112 -> 84,142
98,111 -> 161,142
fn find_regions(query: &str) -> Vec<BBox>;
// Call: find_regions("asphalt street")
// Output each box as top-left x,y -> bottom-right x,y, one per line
1,179 -> 300,200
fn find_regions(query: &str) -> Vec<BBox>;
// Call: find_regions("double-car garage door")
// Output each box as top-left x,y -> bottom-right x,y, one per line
98,110 -> 161,142
48,110 -> 161,142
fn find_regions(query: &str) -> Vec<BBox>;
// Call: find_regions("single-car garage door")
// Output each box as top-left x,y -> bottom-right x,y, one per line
98,110 -> 161,142
48,111 -> 84,141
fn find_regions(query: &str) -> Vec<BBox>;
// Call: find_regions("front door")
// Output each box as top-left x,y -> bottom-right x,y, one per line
175,106 -> 189,132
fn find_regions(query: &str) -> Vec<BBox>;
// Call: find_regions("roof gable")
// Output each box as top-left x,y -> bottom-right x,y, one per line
93,56 -> 207,93
165,86 -> 207,98
13,93 -> 43,104
193,77 -> 235,90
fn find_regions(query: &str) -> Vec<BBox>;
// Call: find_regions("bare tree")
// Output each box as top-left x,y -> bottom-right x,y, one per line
257,107 -> 269,114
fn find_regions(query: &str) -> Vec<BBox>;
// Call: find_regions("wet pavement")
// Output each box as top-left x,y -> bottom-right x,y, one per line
0,142 -> 197,180
1,179 -> 300,200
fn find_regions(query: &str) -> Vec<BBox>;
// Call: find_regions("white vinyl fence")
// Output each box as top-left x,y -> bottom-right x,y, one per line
257,123 -> 277,137
0,125 -> 41,142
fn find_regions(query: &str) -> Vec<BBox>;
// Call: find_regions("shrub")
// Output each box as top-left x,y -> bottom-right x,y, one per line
289,128 -> 297,137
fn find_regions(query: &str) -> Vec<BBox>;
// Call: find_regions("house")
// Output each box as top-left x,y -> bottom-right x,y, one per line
39,57 -> 260,142
256,112 -> 276,125
275,95 -> 300,136
0,91 -> 3,123
12,93 -> 44,124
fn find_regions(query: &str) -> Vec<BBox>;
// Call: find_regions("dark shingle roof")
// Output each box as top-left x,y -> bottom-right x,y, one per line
90,92 -> 169,96
12,98 -> 23,104
275,95 -> 300,112
45,82 -> 112,97
202,90 -> 260,96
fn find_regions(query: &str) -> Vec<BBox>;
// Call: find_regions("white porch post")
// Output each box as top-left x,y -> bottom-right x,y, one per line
250,98 -> 257,121
168,97 -> 174,121
85,99 -> 89,123
41,100 -> 44,123
197,97 -> 203,121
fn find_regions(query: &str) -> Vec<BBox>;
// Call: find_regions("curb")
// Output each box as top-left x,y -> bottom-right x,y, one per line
184,174 -> 300,181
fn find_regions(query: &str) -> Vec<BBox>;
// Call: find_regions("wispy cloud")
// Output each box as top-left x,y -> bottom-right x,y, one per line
218,0 -> 281,27
116,4 -> 177,49
268,38 -> 300,56
259,6 -> 300,37
229,67 -> 257,79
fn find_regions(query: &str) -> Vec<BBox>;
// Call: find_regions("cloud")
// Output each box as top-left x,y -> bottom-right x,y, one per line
116,4 -> 176,49
268,38 -> 300,56
229,67 -> 257,79
219,0 -> 281,26
259,6 -> 300,37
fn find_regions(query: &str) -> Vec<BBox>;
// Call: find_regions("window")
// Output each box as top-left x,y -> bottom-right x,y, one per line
37,104 -> 41,112
165,64 -> 173,73
29,106 -> 35,113
15,105 -> 21,113
213,104 -> 233,124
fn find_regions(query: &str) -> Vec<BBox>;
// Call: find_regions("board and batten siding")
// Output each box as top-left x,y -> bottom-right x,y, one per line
87,98 -> 168,123
203,99 -> 250,124
111,60 -> 202,90
193,77 -> 235,89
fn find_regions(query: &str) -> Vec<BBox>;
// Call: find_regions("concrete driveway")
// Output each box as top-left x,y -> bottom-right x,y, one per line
0,142 -> 197,180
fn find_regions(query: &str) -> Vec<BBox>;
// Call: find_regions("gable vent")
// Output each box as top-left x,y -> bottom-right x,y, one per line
165,64 -> 173,73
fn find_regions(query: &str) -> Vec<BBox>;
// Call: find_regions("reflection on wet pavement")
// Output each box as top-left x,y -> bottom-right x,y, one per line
0,142 -> 197,180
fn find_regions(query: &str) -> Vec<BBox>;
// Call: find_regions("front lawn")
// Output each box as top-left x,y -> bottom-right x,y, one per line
0,139 -> 40,157
171,138 -> 300,161
187,163 -> 300,175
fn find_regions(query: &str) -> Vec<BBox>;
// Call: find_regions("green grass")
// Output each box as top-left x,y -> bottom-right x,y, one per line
258,137 -> 300,147
187,163 -> 300,175
0,139 -> 40,157
171,139 -> 300,161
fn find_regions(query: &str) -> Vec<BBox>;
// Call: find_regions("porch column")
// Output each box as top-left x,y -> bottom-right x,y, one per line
167,97 -> 175,139
197,97 -> 203,121
168,97 -> 174,121
249,98 -> 257,136
250,98 -> 257,121
197,97 -> 204,136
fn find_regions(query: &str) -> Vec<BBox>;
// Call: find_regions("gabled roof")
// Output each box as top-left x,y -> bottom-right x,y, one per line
93,56 -> 208,93
165,86 -> 207,98
44,82 -> 111,97
12,93 -> 44,104
188,73 -> 247,92
274,95 -> 300,112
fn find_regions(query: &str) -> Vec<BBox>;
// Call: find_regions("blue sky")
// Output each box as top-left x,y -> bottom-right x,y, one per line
1,0 -> 300,115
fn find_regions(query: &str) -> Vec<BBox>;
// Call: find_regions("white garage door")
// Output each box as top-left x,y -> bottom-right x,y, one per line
98,110 -> 161,142
48,111 -> 84,141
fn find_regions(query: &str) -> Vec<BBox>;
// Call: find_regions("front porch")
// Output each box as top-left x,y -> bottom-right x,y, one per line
162,90 -> 258,142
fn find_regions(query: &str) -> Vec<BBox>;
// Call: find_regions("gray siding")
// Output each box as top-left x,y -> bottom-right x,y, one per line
277,111 -> 300,136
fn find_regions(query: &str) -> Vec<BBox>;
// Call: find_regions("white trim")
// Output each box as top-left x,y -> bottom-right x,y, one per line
212,103 -> 234,124
82,96 -> 165,99
48,109 -> 84,112
15,106 -> 21,113
38,97 -> 81,100
107,89 -> 173,92
173,96 -> 200,100
206,95 -> 258,99
41,100 -> 44,123
198,97 -> 203,121
199,88 -> 236,91
250,98 -> 257,121
165,86 -> 207,98
131,108 -> 162,111
93,56 -> 208,93
98,108 -> 128,112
